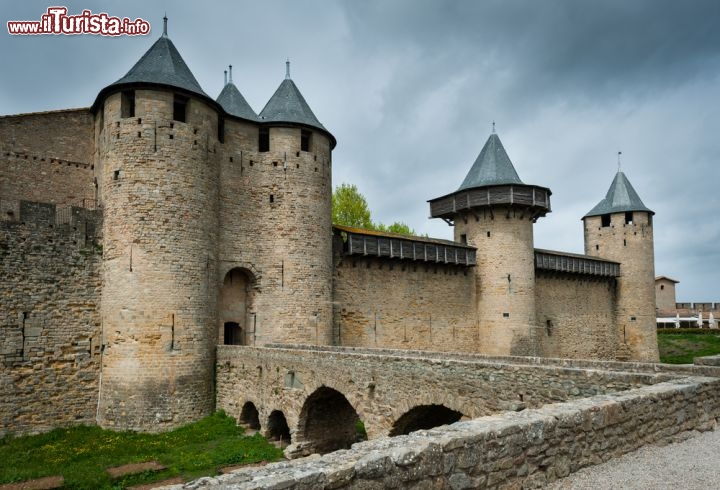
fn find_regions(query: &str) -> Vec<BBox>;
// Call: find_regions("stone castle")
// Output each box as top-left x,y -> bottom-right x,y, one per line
1,23 -> 660,441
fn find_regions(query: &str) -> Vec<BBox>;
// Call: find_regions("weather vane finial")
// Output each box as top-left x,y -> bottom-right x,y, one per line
617,151 -> 622,172
228,65 -> 233,84
224,70 -> 227,85
163,13 -> 168,37
492,121 -> 496,134
285,58 -> 291,79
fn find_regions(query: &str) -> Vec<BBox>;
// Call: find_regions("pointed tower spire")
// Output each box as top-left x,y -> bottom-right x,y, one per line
584,170 -> 653,217
285,58 -> 291,79
457,133 -> 523,189
162,14 -> 168,37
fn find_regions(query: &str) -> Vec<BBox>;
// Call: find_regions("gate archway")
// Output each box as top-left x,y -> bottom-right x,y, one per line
219,268 -> 255,345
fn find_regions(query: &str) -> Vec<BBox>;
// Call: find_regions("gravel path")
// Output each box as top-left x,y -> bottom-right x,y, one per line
547,429 -> 720,489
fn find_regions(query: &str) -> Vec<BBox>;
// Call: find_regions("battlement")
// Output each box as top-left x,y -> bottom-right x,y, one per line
0,198 -> 101,240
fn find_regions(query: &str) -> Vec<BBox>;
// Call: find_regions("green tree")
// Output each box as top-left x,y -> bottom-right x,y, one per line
332,183 -> 416,236
332,183 -> 372,229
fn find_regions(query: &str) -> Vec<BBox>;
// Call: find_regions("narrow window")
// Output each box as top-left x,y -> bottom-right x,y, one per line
218,115 -> 225,143
258,128 -> 269,152
624,239 -> 627,246
660,285 -> 665,290
503,312 -> 510,318
113,170 -> 120,180
460,234 -> 467,244
487,231 -> 491,238
625,211 -> 633,225
269,194 -> 274,203
121,90 -> 135,118
173,94 -> 188,122
301,129 -> 311,152
601,214 -> 611,227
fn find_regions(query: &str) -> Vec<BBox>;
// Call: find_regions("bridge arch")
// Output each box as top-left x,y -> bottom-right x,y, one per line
266,409 -> 291,445
239,401 -> 260,430
295,386 -> 363,456
389,404 -> 464,436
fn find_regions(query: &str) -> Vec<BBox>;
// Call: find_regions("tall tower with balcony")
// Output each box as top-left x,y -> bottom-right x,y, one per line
429,133 -> 551,355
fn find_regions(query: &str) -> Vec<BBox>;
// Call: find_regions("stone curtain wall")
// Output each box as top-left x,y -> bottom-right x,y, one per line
535,273 -> 618,359
0,202 -> 102,437
178,375 -> 720,489
0,109 -> 95,207
332,255 -> 476,351
216,345 -> 668,446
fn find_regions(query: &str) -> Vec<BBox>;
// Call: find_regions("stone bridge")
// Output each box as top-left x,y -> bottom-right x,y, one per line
216,345 -> 676,457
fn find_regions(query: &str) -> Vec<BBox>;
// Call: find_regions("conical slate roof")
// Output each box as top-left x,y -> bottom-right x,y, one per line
259,77 -> 327,132
458,133 -> 523,190
585,171 -> 654,217
92,28 -> 211,111
217,82 -> 258,121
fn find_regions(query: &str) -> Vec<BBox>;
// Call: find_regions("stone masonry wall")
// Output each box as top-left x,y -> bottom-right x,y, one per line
0,109 -> 95,207
332,254 -> 477,351
192,374 -> 720,489
0,201 -> 102,438
535,272 -> 618,360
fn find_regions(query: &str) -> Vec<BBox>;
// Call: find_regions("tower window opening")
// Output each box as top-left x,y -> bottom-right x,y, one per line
258,128 -> 270,152
301,129 -> 312,152
601,214 -> 611,227
173,94 -> 188,122
460,234 -> 467,244
270,194 -> 274,203
661,285 -> 665,290
624,239 -> 627,246
113,170 -> 120,180
121,90 -> 135,118
625,212 -> 633,225
595,244 -> 599,251
487,231 -> 491,238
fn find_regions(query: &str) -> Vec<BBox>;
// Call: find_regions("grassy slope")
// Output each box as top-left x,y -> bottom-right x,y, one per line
657,330 -> 720,364
0,411 -> 283,489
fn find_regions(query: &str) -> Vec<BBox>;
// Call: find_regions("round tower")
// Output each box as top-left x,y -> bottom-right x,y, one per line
583,170 -> 658,362
92,23 -> 221,430
429,133 -> 551,356
215,60 -> 335,346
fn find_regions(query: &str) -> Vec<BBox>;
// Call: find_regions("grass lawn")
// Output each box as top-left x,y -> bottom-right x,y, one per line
0,411 -> 283,489
658,329 -> 720,364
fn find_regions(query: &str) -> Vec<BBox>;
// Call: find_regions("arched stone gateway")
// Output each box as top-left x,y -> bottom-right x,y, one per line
390,404 -> 463,436
266,410 -> 291,444
219,268 -> 255,345
290,386 -> 362,457
239,401 -> 260,431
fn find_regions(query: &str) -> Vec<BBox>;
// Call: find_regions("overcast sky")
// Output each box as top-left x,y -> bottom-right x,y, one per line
2,1 -> 719,301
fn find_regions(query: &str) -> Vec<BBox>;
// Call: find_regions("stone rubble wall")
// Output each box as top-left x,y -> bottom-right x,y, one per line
0,201 -> 102,437
175,375 -> 720,489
